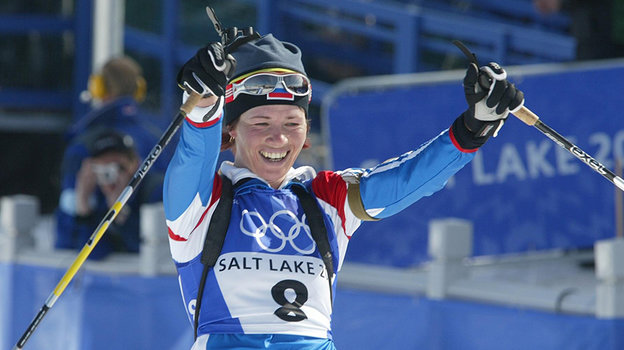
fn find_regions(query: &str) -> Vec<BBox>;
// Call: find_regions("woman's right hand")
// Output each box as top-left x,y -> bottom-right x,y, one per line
176,42 -> 236,97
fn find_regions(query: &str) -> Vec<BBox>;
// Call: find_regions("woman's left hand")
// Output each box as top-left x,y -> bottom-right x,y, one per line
462,62 -> 524,138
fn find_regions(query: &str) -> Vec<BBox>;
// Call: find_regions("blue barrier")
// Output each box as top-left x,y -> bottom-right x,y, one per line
323,60 -> 624,267
333,289 -> 624,350
2,263 -> 191,350
3,262 -> 622,350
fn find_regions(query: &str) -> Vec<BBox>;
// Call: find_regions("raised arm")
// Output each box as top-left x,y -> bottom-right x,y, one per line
163,96 -> 223,219
348,61 -> 524,220
164,42 -> 235,240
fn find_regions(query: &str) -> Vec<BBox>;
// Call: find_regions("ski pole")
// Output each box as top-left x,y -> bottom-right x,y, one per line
452,40 -> 624,192
511,106 -> 624,191
12,91 -> 202,350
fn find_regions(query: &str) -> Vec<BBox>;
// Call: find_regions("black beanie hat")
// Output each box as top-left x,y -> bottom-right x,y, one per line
224,34 -> 310,125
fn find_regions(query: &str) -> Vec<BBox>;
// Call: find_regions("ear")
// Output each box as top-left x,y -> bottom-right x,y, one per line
228,129 -> 237,139
302,136 -> 311,149
220,125 -> 237,152
302,119 -> 312,149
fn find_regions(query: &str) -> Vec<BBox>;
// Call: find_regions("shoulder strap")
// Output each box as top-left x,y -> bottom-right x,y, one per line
194,174 -> 233,340
192,177 -> 335,340
200,175 -> 233,267
290,183 -> 335,306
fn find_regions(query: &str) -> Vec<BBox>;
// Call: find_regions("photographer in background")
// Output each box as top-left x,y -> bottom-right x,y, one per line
54,56 -> 170,259
55,129 -> 164,259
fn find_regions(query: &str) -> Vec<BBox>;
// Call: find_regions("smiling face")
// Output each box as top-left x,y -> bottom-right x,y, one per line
229,104 -> 307,188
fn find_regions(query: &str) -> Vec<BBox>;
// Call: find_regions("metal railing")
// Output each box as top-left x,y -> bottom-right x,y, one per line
0,0 -> 574,125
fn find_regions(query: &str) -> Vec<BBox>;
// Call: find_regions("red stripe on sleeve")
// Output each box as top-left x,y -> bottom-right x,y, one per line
188,174 -> 222,235
312,171 -> 348,235
209,173 -> 223,207
168,227 -> 187,241
167,173 -> 223,241
448,126 -> 479,153
185,115 -> 221,128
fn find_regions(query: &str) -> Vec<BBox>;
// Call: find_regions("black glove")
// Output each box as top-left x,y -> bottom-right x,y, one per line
452,62 -> 524,150
463,62 -> 524,138
176,42 -> 236,96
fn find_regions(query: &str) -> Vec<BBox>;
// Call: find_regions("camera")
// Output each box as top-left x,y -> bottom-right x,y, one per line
92,163 -> 120,185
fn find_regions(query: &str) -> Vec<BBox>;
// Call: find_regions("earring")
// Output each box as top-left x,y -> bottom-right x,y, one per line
229,136 -> 235,143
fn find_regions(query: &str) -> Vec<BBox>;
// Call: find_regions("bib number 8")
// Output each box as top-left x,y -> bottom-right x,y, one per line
271,279 -> 308,322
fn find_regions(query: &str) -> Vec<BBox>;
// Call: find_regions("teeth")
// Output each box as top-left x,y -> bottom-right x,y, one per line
260,151 -> 287,161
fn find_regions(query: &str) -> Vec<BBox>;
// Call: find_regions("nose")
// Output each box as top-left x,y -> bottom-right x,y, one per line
265,124 -> 288,146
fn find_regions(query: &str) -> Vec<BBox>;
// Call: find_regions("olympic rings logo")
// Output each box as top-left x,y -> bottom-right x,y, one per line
239,209 -> 316,254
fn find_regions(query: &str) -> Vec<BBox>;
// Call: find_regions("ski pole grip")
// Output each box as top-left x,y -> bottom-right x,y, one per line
512,106 -> 540,126
180,90 -> 202,116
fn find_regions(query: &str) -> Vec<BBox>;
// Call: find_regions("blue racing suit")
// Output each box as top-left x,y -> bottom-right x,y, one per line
163,97 -> 475,349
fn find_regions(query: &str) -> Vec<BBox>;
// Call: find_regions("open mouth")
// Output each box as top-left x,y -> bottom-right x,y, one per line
260,150 -> 288,162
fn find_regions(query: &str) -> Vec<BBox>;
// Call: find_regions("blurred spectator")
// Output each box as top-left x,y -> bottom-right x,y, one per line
54,56 -> 168,259
534,0 -> 624,59
66,56 -> 164,153
55,129 -> 164,259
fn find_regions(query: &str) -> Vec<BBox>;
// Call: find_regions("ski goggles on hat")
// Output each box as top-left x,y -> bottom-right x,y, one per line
225,70 -> 311,103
